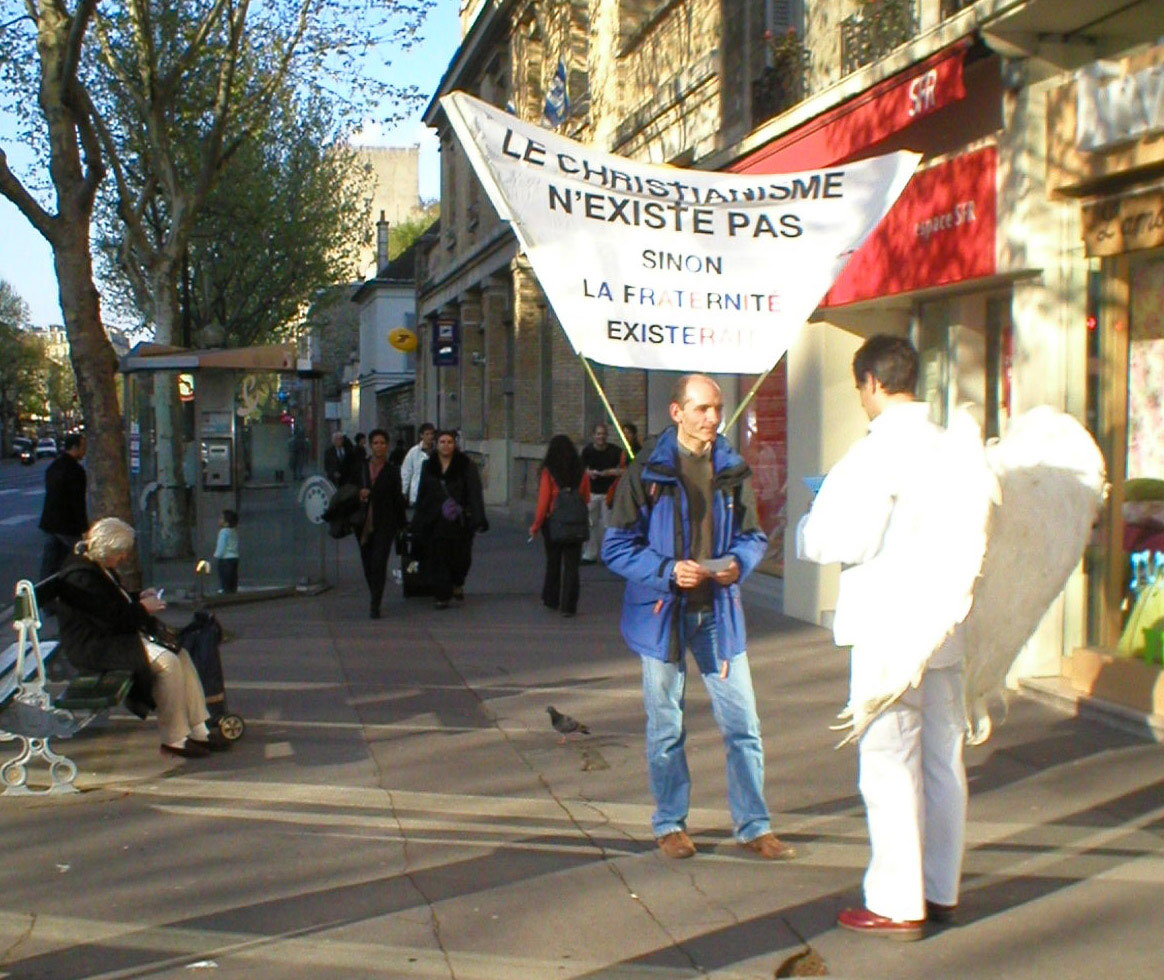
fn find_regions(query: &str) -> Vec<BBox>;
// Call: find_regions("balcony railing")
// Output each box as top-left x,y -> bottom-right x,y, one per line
752,38 -> 812,125
940,0 -> 975,19
841,0 -> 919,76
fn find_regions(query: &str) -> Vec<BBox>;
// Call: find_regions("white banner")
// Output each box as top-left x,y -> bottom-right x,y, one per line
441,91 -> 920,373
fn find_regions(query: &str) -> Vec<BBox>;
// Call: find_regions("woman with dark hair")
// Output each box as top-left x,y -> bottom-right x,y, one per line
358,429 -> 406,619
529,435 -> 591,617
412,430 -> 488,609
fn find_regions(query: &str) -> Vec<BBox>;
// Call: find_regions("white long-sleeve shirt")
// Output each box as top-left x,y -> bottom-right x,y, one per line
400,442 -> 430,505
797,402 -> 994,727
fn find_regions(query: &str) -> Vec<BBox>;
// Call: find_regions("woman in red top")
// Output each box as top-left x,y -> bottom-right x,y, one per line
529,435 -> 591,617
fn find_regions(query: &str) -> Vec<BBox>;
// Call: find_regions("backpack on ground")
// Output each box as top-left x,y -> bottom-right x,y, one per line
546,486 -> 590,544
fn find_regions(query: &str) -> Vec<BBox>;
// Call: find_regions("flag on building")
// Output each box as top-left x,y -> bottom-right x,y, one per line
543,60 -> 570,128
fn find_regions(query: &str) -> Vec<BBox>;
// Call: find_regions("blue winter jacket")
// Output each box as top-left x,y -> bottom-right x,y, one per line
601,427 -> 768,673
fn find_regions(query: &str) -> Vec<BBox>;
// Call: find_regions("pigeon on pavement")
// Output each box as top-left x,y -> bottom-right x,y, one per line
547,705 -> 590,739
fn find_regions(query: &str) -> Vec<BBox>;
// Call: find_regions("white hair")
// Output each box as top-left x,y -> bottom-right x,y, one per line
83,517 -> 136,563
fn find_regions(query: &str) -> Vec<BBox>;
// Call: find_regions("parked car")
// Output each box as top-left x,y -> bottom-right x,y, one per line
35,437 -> 58,459
13,437 -> 35,466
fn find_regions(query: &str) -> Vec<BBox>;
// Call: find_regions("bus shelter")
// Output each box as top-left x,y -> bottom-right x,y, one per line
121,343 -> 326,597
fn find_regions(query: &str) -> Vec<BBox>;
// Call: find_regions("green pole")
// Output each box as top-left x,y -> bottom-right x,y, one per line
579,355 -> 634,460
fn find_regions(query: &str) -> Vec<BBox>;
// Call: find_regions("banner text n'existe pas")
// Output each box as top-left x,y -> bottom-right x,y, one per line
440,91 -> 920,373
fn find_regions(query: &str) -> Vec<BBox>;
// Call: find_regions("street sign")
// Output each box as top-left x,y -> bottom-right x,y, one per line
433,317 -> 459,367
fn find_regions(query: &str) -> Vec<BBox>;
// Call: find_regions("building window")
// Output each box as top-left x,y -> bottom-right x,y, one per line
840,0 -> 919,77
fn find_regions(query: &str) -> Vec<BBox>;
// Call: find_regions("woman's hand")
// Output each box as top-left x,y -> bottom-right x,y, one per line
140,595 -> 166,613
358,488 -> 371,502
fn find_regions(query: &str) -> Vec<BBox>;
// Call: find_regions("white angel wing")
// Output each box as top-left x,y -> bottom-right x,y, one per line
958,407 -> 1106,745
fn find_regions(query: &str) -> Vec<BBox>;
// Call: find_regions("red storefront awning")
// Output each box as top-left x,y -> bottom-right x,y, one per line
731,40 -> 972,174
822,145 -> 998,307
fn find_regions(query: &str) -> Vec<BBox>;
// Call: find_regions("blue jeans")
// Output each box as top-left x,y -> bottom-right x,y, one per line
640,610 -> 771,842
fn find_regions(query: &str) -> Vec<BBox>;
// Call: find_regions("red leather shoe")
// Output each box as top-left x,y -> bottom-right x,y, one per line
925,900 -> 957,924
837,906 -> 924,941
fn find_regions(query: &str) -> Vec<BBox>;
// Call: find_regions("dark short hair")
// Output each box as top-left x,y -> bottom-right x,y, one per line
419,422 -> 436,435
436,428 -> 458,442
222,509 -> 238,527
63,433 -> 84,452
623,423 -> 637,437
368,429 -> 389,443
852,335 -> 919,395
355,432 -> 367,444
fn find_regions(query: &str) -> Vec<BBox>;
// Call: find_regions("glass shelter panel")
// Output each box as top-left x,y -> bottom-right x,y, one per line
125,362 -> 325,597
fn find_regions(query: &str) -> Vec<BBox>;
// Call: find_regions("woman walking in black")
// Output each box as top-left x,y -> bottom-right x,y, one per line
412,430 -> 488,609
529,435 -> 591,617
358,429 -> 406,619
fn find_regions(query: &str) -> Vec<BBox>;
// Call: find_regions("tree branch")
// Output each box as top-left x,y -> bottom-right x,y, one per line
62,0 -> 99,86
0,146 -> 57,242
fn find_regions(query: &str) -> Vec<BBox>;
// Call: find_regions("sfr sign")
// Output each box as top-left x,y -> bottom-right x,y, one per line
908,69 -> 939,117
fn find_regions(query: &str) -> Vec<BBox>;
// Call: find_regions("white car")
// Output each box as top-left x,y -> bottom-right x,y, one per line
35,437 -> 58,458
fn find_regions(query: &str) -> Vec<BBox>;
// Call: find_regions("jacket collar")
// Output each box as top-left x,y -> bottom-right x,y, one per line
643,427 -> 750,486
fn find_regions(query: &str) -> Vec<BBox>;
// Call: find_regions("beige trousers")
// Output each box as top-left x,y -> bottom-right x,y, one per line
143,640 -> 211,745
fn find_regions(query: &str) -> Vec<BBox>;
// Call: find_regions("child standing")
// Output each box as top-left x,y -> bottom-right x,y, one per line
214,509 -> 239,594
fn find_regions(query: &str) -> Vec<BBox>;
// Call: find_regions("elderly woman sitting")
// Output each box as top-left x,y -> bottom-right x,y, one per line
54,517 -> 228,759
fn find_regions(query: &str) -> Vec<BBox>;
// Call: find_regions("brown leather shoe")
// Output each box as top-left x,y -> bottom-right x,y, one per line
925,900 -> 956,924
837,906 -> 924,941
656,830 -> 696,859
738,832 -> 796,860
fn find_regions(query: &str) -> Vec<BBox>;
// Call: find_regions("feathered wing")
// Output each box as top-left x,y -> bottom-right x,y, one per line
958,407 -> 1106,745
836,410 -> 997,745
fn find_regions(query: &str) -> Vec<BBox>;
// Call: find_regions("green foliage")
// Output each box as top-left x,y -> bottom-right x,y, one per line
389,202 -> 440,260
99,88 -> 375,348
0,280 -> 48,444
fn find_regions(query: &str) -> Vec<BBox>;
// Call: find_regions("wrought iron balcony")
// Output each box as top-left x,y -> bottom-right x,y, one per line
940,0 -> 976,19
752,34 -> 812,126
841,0 -> 919,76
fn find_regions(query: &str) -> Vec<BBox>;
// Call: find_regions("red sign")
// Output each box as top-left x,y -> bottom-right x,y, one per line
731,41 -> 969,175
822,145 -> 997,307
741,361 -> 788,565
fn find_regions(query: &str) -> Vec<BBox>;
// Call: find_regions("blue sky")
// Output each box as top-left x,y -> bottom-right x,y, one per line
0,1 -> 462,330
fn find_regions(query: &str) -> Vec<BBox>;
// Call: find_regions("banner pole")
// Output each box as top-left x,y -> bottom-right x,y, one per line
723,366 -> 775,436
579,355 -> 634,460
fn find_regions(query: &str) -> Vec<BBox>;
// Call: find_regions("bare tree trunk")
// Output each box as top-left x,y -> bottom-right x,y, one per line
54,216 -> 132,531
150,268 -> 192,558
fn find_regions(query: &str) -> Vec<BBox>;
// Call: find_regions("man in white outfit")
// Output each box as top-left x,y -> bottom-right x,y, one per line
797,335 -> 986,942
400,423 -> 436,507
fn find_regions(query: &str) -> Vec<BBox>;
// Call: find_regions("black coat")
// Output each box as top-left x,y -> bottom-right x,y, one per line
412,450 -> 489,537
324,438 -> 360,488
53,555 -> 156,675
38,452 -> 88,537
360,456 -> 406,543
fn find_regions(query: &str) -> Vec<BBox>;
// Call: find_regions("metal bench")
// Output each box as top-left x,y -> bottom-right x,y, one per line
0,581 -> 133,795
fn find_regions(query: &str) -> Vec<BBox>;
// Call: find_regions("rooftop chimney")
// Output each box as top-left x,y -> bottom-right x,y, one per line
376,210 -> 390,273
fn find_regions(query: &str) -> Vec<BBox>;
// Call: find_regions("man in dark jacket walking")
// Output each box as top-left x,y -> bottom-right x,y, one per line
324,430 -> 359,488
602,374 -> 794,863
38,432 -> 88,582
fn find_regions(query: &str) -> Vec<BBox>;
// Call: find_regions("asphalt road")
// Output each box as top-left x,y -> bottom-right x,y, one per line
0,456 -> 50,607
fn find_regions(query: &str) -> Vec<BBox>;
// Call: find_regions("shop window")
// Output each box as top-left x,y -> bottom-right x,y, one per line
983,295 -> 1013,440
1091,252 -> 1164,654
916,302 -> 951,426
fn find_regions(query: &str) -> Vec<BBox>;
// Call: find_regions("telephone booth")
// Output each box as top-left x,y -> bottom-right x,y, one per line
121,343 -> 326,595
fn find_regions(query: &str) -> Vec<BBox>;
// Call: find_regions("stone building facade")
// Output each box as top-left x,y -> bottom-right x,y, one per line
420,0 -> 1164,719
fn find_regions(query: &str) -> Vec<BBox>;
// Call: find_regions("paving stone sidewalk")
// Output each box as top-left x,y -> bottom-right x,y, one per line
0,515 -> 1161,979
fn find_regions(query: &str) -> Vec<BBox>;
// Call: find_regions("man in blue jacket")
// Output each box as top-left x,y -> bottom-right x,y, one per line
603,374 -> 795,862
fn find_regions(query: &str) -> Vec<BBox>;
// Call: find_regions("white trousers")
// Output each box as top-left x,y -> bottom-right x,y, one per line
144,641 -> 211,746
856,664 -> 967,922
582,497 -> 607,562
